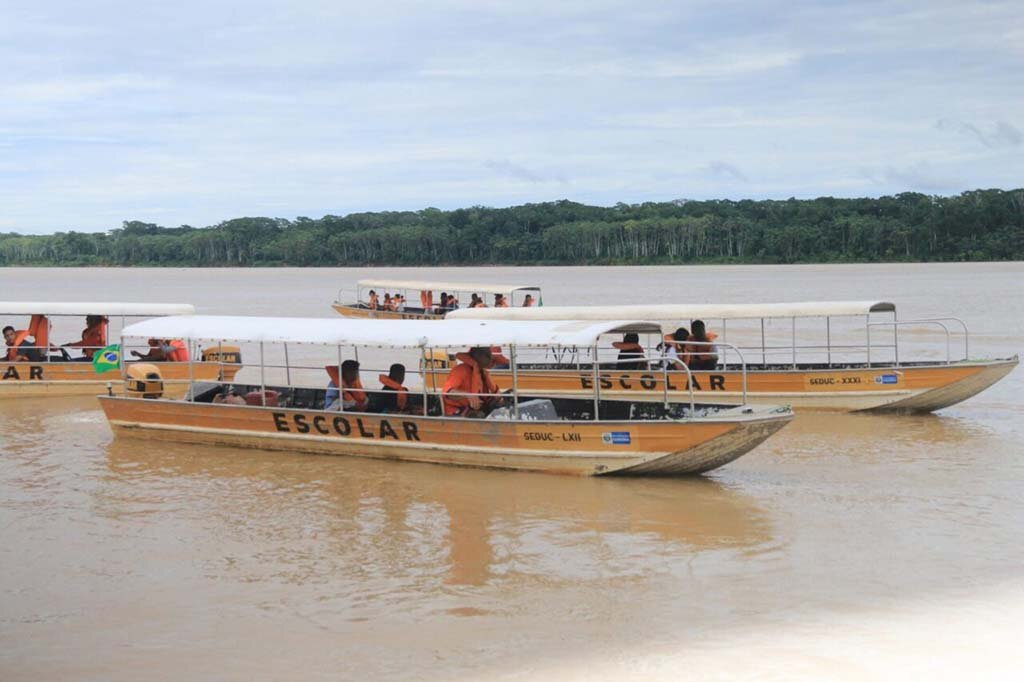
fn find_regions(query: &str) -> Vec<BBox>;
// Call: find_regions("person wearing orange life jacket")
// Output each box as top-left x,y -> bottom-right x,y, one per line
326,360 -> 367,411
63,315 -> 107,361
612,332 -> 647,370
442,347 -> 504,417
367,290 -> 379,310
374,363 -> 411,413
131,338 -> 169,361
661,327 -> 690,370
3,314 -> 49,361
167,339 -> 189,362
687,320 -> 719,370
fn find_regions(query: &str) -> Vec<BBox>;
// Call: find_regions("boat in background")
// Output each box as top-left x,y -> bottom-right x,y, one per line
99,315 -> 793,476
332,278 -> 542,319
1,302 -> 242,399
447,301 -> 1018,413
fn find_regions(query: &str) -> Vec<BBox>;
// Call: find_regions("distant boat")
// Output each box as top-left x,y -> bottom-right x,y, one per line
331,278 -> 542,319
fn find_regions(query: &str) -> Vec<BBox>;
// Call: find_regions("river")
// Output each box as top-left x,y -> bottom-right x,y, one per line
1,263 -> 1022,680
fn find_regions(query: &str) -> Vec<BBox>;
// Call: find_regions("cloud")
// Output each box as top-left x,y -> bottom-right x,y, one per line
1,1 -> 1022,232
936,119 -> 1023,149
703,162 -> 749,183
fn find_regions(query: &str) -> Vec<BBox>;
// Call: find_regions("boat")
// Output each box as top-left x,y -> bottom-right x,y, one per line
1,302 -> 242,399
446,301 -> 1019,413
331,279 -> 542,319
98,316 -> 794,476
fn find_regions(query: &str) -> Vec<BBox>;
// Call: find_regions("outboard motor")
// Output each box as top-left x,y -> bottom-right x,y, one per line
126,363 -> 164,399
202,345 -> 242,364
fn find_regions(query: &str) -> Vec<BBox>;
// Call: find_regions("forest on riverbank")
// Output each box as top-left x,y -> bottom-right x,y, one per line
2,189 -> 1022,266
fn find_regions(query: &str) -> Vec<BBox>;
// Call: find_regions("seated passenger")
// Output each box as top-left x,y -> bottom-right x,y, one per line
395,294 -> 407,312
326,360 -> 367,411
63,315 -> 107,361
662,328 -> 690,370
367,290 -> 379,310
442,347 -> 503,417
373,363 -> 411,413
687,320 -> 719,370
131,338 -> 170,361
436,292 -> 450,315
612,333 -> 647,370
213,387 -> 246,405
382,293 -> 393,311
494,293 -> 509,308
523,294 -> 535,307
3,325 -> 43,362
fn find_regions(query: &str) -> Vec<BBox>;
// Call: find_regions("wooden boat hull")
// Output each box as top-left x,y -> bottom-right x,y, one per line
481,357 -> 1019,413
0,361 -> 241,399
332,303 -> 443,320
98,398 -> 793,476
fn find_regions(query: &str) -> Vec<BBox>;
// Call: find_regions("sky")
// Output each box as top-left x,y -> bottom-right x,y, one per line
1,0 -> 1022,234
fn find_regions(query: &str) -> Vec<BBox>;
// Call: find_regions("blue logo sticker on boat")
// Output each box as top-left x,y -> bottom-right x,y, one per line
875,374 -> 899,385
602,431 -> 632,445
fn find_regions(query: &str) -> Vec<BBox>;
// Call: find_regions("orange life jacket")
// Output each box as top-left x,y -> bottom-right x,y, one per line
168,339 -> 189,362
662,334 -> 690,368
326,365 -> 367,408
687,332 -> 718,361
378,374 -> 408,410
490,346 -> 510,365
442,353 -> 499,415
7,314 -> 50,361
67,321 -> 107,359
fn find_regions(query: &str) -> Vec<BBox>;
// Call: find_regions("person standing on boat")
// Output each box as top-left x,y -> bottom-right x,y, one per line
367,290 -> 379,310
442,347 -> 503,417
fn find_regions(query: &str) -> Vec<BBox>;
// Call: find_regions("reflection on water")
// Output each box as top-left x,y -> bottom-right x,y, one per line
2,263 -> 1023,680
102,438 -> 773,594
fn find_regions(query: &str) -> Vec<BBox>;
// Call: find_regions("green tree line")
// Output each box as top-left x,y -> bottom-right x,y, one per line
2,189 -> 1022,266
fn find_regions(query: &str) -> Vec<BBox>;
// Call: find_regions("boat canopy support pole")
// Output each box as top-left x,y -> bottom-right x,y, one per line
791,317 -> 797,369
760,318 -> 766,368
826,317 -> 832,367
259,341 -> 266,406
283,342 -> 291,385
592,343 -> 600,421
865,315 -> 871,366
510,345 -> 520,419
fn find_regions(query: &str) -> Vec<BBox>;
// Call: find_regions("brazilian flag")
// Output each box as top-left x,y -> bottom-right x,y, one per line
92,344 -> 122,374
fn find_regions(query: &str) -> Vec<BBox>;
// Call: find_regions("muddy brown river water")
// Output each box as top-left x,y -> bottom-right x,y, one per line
1,263 -> 1022,680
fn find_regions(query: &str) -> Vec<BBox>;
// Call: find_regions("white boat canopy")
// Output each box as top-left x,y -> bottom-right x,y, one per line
355,279 -> 541,296
0,302 -> 197,317
447,301 -> 897,322
120,316 -> 661,348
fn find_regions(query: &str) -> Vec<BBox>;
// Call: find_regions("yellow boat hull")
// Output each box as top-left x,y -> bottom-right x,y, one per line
0,361 -> 241,400
479,358 -> 1019,413
99,397 -> 793,476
